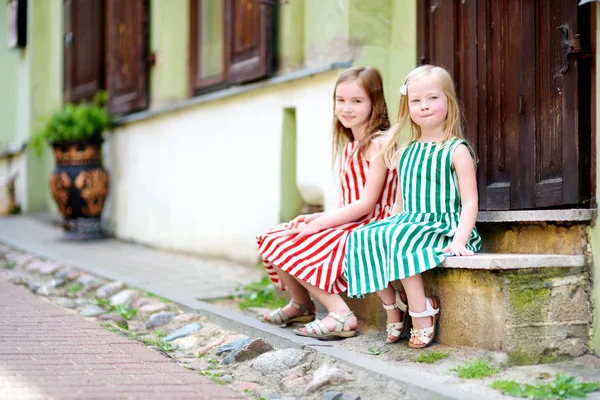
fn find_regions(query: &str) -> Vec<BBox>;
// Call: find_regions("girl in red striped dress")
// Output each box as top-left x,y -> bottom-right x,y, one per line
257,66 -> 398,338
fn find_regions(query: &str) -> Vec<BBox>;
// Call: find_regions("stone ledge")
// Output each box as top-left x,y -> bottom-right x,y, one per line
441,253 -> 586,270
477,209 -> 594,223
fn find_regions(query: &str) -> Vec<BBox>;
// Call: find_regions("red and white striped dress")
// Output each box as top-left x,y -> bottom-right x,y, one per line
256,141 -> 398,294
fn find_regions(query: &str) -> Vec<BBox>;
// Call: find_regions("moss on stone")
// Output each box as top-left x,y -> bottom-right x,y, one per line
508,349 -> 570,366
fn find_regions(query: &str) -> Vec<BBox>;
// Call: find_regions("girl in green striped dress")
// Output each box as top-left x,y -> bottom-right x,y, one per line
344,65 -> 481,348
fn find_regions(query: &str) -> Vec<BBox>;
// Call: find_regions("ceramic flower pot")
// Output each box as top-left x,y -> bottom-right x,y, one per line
49,134 -> 109,239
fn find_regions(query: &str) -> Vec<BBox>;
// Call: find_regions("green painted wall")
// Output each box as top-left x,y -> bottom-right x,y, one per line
278,0 -> 305,71
0,5 -> 18,148
150,0 -> 189,105
26,0 -> 63,212
592,5 -> 600,355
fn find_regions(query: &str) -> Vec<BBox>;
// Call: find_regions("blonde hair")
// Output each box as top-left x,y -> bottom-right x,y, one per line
380,65 -> 465,169
332,66 -> 390,165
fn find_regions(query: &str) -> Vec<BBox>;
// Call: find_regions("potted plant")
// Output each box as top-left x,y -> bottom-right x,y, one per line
30,92 -> 111,239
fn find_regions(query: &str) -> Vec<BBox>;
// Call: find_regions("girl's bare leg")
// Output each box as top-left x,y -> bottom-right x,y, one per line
262,266 -> 313,322
376,284 -> 408,342
295,280 -> 358,332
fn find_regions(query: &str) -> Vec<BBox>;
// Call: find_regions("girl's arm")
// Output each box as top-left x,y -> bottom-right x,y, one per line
292,151 -> 390,239
443,144 -> 478,256
390,174 -> 403,215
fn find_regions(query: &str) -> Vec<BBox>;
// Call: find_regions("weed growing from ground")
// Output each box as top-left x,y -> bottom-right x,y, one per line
4,261 -> 16,269
491,373 -> 600,399
94,298 -> 136,320
66,283 -> 82,293
142,336 -> 177,352
412,351 -> 451,364
366,347 -> 388,356
143,291 -> 171,303
452,357 -> 499,379
236,276 -> 287,310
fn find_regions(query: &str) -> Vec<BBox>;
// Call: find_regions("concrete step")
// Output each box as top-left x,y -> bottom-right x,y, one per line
349,253 -> 589,365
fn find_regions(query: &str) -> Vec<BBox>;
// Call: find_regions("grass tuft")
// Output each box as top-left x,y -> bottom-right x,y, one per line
492,373 -> 600,399
412,351 -> 451,364
452,357 -> 499,379
236,276 -> 287,311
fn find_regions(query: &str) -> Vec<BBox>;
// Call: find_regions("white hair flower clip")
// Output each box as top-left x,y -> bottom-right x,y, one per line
400,84 -> 408,95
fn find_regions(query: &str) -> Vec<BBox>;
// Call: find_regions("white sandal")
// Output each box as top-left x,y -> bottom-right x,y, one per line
260,300 -> 315,326
408,297 -> 440,349
293,312 -> 357,339
383,290 -> 408,344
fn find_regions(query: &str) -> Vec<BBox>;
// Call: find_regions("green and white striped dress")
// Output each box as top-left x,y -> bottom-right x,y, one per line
344,138 -> 482,297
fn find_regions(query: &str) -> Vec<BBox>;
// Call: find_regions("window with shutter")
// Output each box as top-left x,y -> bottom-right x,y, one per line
189,0 -> 275,95
417,0 -> 594,210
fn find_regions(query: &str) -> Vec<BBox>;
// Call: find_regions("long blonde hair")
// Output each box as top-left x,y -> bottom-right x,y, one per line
380,65 -> 465,169
332,66 -> 390,166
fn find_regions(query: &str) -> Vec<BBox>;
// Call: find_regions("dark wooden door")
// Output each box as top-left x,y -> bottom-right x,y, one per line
418,0 -> 593,210
105,0 -> 148,115
63,0 -> 104,103
225,0 -> 275,84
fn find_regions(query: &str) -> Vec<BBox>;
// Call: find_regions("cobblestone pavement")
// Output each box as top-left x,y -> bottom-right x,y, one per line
0,274 -> 244,400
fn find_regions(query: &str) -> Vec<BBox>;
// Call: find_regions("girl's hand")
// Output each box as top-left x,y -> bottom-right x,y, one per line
442,242 -> 474,256
291,222 -> 322,242
303,212 -> 323,224
285,215 -> 309,230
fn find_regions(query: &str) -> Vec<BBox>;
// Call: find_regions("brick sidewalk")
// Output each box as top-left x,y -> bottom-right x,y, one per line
0,275 -> 244,400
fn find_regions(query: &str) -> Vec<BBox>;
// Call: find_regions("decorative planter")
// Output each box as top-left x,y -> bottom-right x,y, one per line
48,134 -> 109,239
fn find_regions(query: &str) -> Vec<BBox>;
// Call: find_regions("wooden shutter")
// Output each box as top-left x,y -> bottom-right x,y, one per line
63,0 -> 104,104
105,0 -> 148,115
417,0 -> 593,210
225,0 -> 275,84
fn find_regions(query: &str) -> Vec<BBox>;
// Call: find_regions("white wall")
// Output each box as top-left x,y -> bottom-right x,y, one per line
105,71 -> 341,264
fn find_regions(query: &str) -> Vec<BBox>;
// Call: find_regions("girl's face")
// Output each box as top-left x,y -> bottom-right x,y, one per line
407,76 -> 448,131
335,80 -> 372,132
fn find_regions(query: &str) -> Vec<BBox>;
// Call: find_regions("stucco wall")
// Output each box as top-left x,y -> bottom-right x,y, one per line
105,71 -> 340,264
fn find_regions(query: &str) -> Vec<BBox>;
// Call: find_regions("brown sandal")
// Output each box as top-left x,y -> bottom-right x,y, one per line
260,300 -> 315,326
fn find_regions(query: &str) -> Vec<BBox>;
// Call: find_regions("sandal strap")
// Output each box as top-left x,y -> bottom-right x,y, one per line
289,300 -> 312,315
382,291 -> 408,312
304,319 -> 330,335
268,307 -> 288,325
410,325 -> 434,344
386,322 -> 404,336
328,312 -> 354,333
408,298 -> 439,318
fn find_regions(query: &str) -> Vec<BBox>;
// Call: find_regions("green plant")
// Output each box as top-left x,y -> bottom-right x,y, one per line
491,373 -> 600,399
237,276 -> 287,311
154,330 -> 167,339
413,351 -> 451,364
366,347 -> 388,356
142,336 -> 177,352
30,92 -> 111,157
110,304 -> 137,321
452,357 -> 499,379
66,283 -> 83,293
143,291 -> 171,303
199,370 -> 224,385
94,298 -> 136,320
4,261 -> 16,270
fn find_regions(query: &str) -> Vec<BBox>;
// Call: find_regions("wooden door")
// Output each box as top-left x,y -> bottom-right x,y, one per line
225,0 -> 275,84
105,0 -> 148,115
418,0 -> 593,210
63,0 -> 104,103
